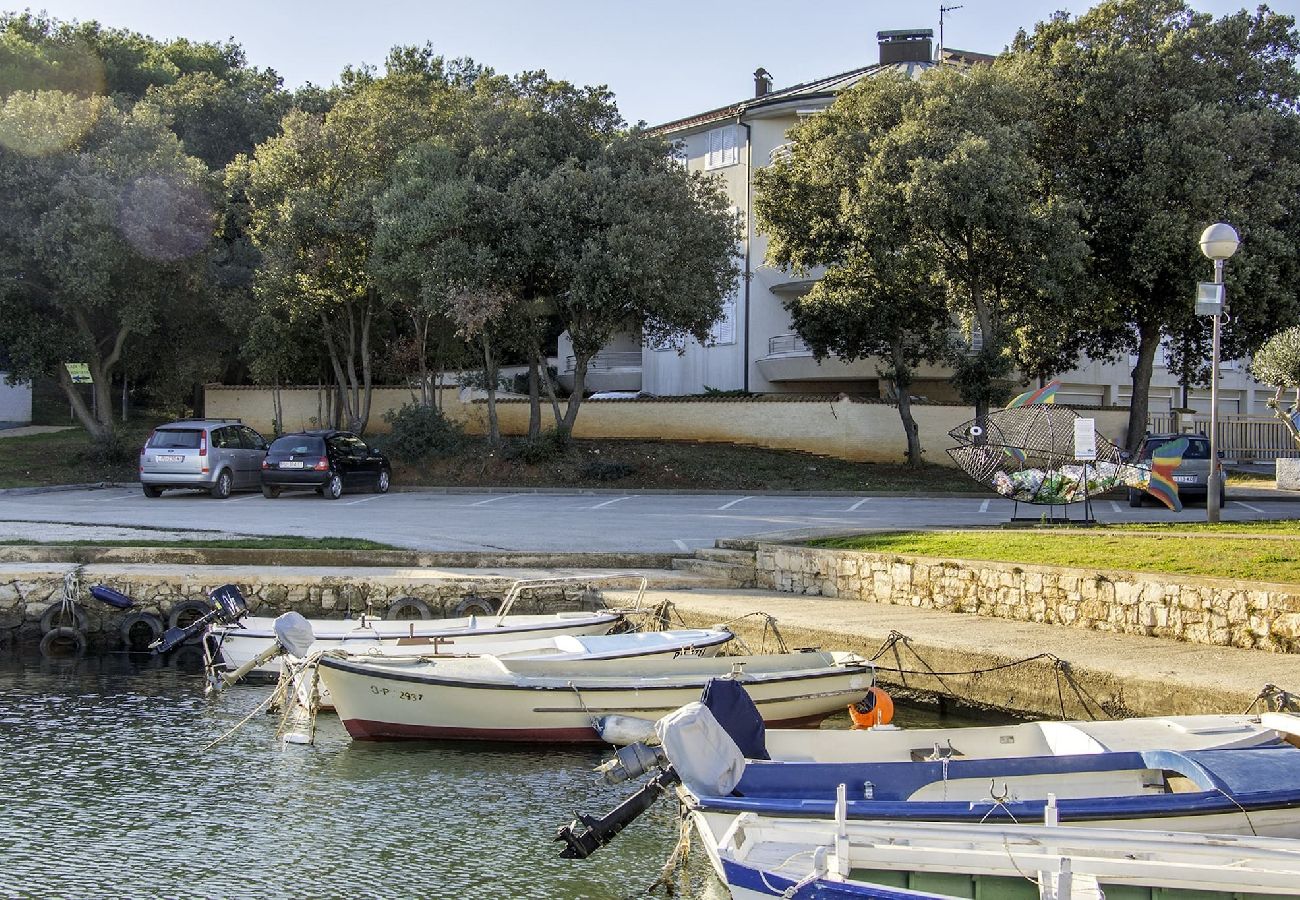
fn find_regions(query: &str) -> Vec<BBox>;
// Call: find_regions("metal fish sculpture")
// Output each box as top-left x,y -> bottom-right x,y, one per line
946,384 -> 1188,511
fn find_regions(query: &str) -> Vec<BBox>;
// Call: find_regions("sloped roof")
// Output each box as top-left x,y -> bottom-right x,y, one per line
651,50 -> 993,135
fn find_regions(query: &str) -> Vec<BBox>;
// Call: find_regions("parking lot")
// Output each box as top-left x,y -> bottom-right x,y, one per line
0,485 -> 1295,552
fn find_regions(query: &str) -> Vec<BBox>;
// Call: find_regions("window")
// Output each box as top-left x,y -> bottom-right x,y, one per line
148,429 -> 201,449
270,436 -> 324,455
705,125 -> 738,169
708,300 -> 737,346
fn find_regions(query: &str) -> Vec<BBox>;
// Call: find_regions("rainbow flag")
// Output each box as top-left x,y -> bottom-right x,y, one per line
1006,381 -> 1060,408
1142,437 -> 1188,512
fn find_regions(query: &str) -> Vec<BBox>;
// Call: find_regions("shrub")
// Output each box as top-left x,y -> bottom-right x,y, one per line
580,458 -> 637,481
504,427 -> 570,464
88,431 -> 135,467
381,403 -> 463,461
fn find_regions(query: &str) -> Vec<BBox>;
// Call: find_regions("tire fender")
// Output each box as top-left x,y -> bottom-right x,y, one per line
120,612 -> 164,651
453,595 -> 499,617
167,599 -> 213,644
385,596 -> 433,620
40,626 -> 86,657
40,602 -> 88,635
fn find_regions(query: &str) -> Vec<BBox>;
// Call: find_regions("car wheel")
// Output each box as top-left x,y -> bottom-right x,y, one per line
1128,488 -> 1143,508
261,485 -> 281,499
323,472 -> 343,500
376,469 -> 390,494
210,470 -> 232,499
142,485 -> 163,498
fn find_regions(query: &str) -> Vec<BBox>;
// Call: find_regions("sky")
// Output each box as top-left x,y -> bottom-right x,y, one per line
19,0 -> 1300,125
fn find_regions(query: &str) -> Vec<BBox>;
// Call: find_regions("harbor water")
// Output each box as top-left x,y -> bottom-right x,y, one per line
0,649 -> 1001,899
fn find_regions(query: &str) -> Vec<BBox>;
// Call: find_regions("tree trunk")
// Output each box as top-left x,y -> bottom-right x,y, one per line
562,353 -> 590,434
526,353 -> 541,439
56,366 -> 106,438
357,299 -> 374,433
481,334 -> 500,445
271,379 -> 283,435
537,349 -> 564,430
891,341 -> 923,467
1126,325 -> 1161,453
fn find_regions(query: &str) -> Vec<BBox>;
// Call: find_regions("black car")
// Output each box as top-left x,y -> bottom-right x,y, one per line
260,430 -> 391,499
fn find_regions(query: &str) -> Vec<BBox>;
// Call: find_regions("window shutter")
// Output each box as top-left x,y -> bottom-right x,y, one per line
722,126 -> 737,166
709,300 -> 736,346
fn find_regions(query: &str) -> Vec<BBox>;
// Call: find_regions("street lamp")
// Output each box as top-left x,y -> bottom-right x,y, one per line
1198,222 -> 1240,523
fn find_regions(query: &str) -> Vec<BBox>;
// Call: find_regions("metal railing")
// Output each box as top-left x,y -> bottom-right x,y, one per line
767,334 -> 810,355
1146,413 -> 1299,461
563,351 -> 643,373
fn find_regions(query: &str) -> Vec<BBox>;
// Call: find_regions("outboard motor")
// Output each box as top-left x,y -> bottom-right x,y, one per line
206,612 -> 314,695
153,584 -> 250,655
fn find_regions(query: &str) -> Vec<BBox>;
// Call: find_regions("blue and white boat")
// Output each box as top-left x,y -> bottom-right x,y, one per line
717,794 -> 1300,899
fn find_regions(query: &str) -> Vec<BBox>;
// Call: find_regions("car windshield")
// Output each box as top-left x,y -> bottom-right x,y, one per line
148,429 -> 201,449
269,436 -> 325,455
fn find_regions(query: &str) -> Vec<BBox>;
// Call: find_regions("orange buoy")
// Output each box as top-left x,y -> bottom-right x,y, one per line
848,686 -> 894,729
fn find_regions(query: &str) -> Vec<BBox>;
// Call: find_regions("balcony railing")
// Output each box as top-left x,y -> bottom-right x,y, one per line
563,351 -> 643,373
767,334 -> 811,355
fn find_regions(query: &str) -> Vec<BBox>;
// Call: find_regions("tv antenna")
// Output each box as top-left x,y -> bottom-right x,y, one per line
939,4 -> 964,65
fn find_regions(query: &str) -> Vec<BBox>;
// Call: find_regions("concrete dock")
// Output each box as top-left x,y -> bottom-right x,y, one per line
604,586 -> 1300,719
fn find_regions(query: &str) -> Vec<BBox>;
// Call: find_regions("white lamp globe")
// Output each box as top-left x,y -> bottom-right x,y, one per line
1199,223 -> 1240,261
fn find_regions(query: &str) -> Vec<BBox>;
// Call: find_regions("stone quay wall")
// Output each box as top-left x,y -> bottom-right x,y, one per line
0,565 -> 603,650
753,545 -> 1300,654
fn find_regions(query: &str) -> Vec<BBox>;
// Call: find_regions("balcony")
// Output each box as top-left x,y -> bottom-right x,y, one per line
558,350 -> 643,394
757,333 -> 956,384
767,334 -> 811,355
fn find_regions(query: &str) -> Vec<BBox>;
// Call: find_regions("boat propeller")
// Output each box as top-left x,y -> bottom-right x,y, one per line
555,766 -> 680,860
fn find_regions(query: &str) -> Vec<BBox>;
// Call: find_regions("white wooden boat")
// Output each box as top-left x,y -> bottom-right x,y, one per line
282,626 -> 736,712
212,609 -> 623,678
316,650 -> 873,743
717,796 -> 1300,899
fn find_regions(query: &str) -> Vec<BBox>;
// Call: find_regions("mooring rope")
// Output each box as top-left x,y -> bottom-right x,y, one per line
645,804 -> 693,896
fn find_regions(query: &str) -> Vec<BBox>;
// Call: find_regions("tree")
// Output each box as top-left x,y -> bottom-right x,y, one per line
756,73 -> 951,465
1008,0 -> 1300,450
0,91 -> 216,437
1251,325 -> 1300,447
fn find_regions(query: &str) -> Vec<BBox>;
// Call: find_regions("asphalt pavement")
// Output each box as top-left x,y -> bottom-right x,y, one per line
0,484 -> 1296,552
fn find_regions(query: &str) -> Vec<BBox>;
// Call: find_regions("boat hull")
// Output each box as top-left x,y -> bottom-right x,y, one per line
318,652 -> 872,743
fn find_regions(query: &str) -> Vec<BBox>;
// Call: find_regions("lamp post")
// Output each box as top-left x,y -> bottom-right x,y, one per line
1198,223 -> 1240,524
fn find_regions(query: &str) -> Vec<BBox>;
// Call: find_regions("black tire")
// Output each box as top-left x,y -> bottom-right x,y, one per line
261,485 -> 281,499
210,469 -> 233,499
40,626 -> 86,658
120,612 -> 164,652
40,601 -> 88,635
142,484 -> 163,498
1128,489 -> 1143,508
385,596 -> 433,620
375,468 -> 391,494
322,471 -> 343,500
453,596 -> 499,617
167,599 -> 212,644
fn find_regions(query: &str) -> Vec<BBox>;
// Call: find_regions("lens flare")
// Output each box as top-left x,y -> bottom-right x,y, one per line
115,175 -> 215,263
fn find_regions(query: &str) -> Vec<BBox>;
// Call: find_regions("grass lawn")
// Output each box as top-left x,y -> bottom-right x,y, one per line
812,526 -> 1300,583
0,422 -> 158,488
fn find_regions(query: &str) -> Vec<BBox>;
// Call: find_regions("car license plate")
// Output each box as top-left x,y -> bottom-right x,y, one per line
156,455 -> 184,463
280,461 -> 304,469
1174,475 -> 1198,484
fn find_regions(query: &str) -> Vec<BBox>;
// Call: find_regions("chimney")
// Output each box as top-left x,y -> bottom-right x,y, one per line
877,29 -> 934,65
753,67 -> 773,98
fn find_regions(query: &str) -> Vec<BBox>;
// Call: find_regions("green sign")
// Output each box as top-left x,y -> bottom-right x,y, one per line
64,362 -> 92,384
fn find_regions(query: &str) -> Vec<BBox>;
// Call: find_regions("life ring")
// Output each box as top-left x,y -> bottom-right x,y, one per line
385,596 -> 433,620
453,596 -> 499,617
119,612 -> 164,652
167,600 -> 213,644
39,626 -> 86,658
39,602 -> 88,635
848,686 -> 895,729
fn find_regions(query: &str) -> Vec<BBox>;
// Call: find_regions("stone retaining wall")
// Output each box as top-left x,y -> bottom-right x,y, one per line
0,566 -> 603,650
753,544 -> 1300,653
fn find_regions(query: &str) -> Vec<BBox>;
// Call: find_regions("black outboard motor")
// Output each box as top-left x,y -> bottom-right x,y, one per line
555,767 -> 681,860
153,584 -> 250,655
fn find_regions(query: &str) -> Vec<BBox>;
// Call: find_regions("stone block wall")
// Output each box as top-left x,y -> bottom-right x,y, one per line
753,545 -> 1300,653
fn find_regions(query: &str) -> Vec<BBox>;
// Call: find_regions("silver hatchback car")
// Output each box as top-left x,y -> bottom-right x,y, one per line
139,419 -> 268,498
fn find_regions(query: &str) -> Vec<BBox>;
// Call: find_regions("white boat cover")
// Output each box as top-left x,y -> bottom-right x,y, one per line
657,701 -> 746,797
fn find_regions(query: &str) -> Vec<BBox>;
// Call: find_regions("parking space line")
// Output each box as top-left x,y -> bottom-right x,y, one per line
847,498 -> 870,512
717,496 -> 753,510
1109,501 -> 1122,513
978,500 -> 990,513
471,495 -> 514,507
229,493 -> 262,502
589,496 -> 633,509
673,539 -> 690,551
1237,502 -> 1264,513
345,495 -> 385,506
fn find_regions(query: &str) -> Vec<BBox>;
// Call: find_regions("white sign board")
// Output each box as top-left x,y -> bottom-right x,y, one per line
1073,417 -> 1097,462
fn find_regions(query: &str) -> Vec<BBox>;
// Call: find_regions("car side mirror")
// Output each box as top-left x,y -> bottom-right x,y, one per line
368,448 -> 382,457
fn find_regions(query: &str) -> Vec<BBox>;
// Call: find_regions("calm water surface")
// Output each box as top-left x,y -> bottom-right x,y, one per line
0,649 -> 1000,900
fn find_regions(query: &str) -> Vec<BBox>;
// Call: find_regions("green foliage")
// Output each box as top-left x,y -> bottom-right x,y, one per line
380,402 -> 464,461
1252,327 -> 1300,389
503,427 -> 570,464
87,430 -> 135,467
579,458 -> 637,481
